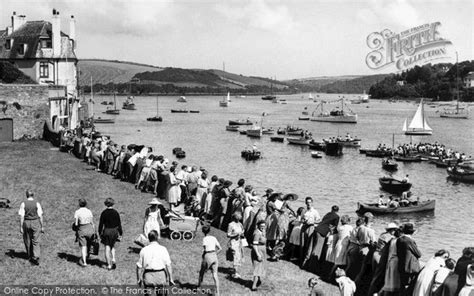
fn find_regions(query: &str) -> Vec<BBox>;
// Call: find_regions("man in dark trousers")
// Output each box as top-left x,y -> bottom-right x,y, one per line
18,189 -> 44,265
310,206 -> 340,269
397,222 -> 421,295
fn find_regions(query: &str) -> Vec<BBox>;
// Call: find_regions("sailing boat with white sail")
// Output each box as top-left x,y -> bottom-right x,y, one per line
403,99 -> 432,135
219,92 -> 230,107
308,93 -> 314,100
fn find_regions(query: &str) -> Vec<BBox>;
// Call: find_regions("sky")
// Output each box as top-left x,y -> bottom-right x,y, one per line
1,0 -> 473,80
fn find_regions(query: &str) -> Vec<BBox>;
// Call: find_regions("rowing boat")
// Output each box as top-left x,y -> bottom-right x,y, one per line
357,200 -> 435,215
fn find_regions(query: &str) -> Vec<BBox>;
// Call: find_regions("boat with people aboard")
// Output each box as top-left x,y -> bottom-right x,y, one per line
430,158 -> 458,168
226,125 -> 239,132
350,91 -> 370,104
325,142 -> 344,156
228,119 -> 253,125
447,160 -> 474,183
219,92 -> 230,107
311,151 -> 322,158
122,96 -> 136,110
365,149 -> 393,158
177,96 -> 187,103
403,98 -> 432,135
382,158 -> 398,171
147,97 -> 162,122
262,128 -> 275,135
379,177 -> 412,194
241,148 -> 261,161
394,155 -> 422,162
171,109 -> 189,113
310,98 -> 358,123
324,134 -> 361,147
356,200 -> 435,215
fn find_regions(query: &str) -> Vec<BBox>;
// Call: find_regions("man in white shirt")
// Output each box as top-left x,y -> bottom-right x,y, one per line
137,230 -> 175,293
300,197 -> 321,268
18,189 -> 44,265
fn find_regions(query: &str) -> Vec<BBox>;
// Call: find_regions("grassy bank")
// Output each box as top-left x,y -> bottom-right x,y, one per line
0,141 -> 339,295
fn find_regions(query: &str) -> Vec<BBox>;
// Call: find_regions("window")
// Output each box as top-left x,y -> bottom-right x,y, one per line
5,39 -> 12,50
40,39 -> 52,48
39,62 -> 49,78
17,44 -> 26,55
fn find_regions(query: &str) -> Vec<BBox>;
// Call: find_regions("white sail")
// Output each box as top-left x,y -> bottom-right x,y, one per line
309,93 -> 314,99
227,92 -> 230,102
408,99 -> 432,131
402,119 -> 407,132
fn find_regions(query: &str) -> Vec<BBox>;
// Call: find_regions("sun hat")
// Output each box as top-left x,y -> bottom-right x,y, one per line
385,222 -> 398,230
149,198 -> 162,205
402,222 -> 416,234
265,188 -> 274,194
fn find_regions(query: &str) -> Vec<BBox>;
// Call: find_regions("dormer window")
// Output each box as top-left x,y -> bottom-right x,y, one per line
5,39 -> 12,50
40,39 -> 52,49
17,44 -> 26,55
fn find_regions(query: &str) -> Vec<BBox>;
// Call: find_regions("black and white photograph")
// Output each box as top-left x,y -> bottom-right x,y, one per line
0,0 -> 473,295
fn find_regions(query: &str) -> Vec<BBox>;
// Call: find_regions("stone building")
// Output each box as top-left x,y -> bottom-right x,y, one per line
0,9 -> 79,140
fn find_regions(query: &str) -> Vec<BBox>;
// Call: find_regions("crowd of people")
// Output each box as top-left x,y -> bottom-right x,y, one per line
18,128 -> 474,296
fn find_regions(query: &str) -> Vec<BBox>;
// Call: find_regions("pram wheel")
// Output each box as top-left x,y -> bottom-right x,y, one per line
183,231 -> 194,241
170,231 -> 182,240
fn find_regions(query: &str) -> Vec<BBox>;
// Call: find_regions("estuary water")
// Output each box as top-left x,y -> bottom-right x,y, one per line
92,93 -> 474,260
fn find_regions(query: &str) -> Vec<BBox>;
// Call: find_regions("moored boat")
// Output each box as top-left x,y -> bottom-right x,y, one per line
447,163 -> 474,183
146,116 -> 163,122
177,96 -> 187,103
171,109 -> 189,113
94,117 -> 115,124
229,119 -> 253,126
403,98 -> 432,135
189,110 -> 200,113
261,95 -> 276,101
430,158 -> 458,168
365,150 -> 393,158
270,136 -> 284,142
122,96 -> 136,110
262,128 -> 274,135
298,117 -> 310,121
287,137 -> 310,145
357,200 -> 435,215
310,99 -> 358,123
379,177 -> 412,194
239,130 -> 247,135
311,151 -> 322,158
241,150 -> 261,160
226,125 -> 239,131
394,155 -> 422,162
246,127 -> 262,138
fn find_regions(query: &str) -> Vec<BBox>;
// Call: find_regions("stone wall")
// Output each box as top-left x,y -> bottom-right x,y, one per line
0,84 -> 49,140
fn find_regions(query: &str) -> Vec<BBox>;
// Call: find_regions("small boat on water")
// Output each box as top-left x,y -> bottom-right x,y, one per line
171,109 -> 189,113
447,160 -> 474,183
403,98 -> 432,135
176,150 -> 186,158
379,177 -> 412,194
239,130 -> 247,135
241,150 -> 261,161
270,136 -> 284,142
104,93 -> 120,114
226,125 -> 239,131
262,95 -> 276,101
357,200 -> 435,215
147,96 -> 162,122
325,142 -> 343,156
94,117 -> 115,124
177,96 -> 187,103
308,93 -> 314,100
310,99 -> 358,123
219,92 -> 230,107
108,102 -> 114,105
394,155 -> 422,162
287,137 -> 310,145
122,96 -> 136,110
382,158 -> 398,171
246,127 -> 262,138
365,150 -> 393,158
430,158 -> 458,168
229,119 -> 253,126
311,151 -> 322,158
298,117 -> 310,121
101,101 -> 108,105
262,128 -> 275,135
189,110 -> 200,113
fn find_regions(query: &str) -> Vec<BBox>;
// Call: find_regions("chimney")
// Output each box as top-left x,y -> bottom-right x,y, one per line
18,15 -> 27,29
52,9 -> 61,56
11,11 -> 21,32
69,15 -> 76,49
6,26 -> 12,35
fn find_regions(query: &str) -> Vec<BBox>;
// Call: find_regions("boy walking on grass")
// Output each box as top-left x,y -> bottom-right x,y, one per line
198,225 -> 221,296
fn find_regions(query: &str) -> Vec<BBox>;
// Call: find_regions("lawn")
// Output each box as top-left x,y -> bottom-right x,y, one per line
0,140 -> 339,295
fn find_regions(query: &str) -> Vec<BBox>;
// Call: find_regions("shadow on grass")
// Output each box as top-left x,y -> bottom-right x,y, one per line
217,267 -> 252,289
6,249 -> 29,260
127,246 -> 141,254
57,252 -> 103,267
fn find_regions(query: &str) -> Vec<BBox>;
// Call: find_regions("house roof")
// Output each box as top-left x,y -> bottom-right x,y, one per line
0,21 -> 76,60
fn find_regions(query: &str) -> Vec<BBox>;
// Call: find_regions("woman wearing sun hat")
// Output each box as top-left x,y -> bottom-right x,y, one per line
143,198 -> 164,238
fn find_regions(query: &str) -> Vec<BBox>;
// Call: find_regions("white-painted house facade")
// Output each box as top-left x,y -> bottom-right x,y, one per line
0,9 -> 79,129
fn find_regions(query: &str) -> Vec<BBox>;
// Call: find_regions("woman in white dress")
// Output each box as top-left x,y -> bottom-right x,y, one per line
196,172 -> 210,211
412,249 -> 450,296
331,215 -> 353,276
143,198 -> 164,238
167,166 -> 181,208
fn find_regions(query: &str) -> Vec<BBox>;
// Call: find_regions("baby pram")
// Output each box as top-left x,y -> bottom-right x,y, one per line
166,204 -> 200,241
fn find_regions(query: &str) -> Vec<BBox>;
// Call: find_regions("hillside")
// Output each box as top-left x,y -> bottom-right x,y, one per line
285,74 -> 388,93
78,59 -> 288,91
78,59 -> 163,85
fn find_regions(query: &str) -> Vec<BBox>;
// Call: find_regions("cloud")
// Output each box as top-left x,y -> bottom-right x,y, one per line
215,0 -> 298,33
357,0 -> 423,29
